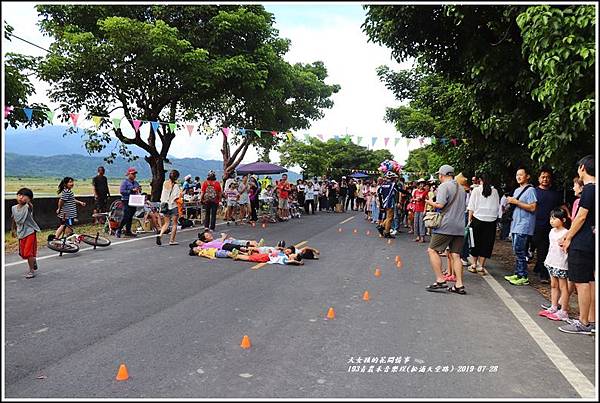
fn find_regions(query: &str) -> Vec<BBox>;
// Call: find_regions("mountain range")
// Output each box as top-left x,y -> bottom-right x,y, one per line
4,126 -> 299,180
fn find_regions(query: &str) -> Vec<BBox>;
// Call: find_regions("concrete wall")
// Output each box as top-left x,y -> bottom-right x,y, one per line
5,195 -> 121,231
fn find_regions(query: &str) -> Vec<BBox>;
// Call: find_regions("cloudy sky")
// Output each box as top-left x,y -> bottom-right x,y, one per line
2,2 -> 417,165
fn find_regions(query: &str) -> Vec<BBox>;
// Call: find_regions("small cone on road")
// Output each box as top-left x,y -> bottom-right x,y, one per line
261,223 -> 266,229
366,230 -> 371,236
395,255 -> 400,262
338,228 -> 342,233
387,239 -> 392,245
326,307 -> 336,319
251,222 -> 256,227
353,229 -> 357,234
362,291 -> 370,301
374,267 -> 381,277
240,335 -> 252,349
115,363 -> 129,381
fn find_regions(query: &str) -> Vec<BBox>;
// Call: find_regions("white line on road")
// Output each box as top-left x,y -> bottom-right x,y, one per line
339,216 -> 356,225
4,223 -> 227,268
482,274 -> 596,398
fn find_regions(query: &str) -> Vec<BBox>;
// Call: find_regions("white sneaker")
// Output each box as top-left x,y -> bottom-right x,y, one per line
390,229 -> 397,236
461,259 -> 469,266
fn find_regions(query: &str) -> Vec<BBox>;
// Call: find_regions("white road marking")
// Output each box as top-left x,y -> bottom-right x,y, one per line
338,216 -> 356,225
34,327 -> 49,333
482,274 -> 595,398
4,223 -> 227,268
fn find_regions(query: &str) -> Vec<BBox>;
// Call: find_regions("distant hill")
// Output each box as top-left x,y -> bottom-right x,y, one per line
5,153 -> 300,181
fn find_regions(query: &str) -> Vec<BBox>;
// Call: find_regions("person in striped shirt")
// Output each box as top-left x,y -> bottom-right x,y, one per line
54,176 -> 86,240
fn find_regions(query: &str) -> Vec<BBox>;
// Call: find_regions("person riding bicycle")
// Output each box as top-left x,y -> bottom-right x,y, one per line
52,177 -> 86,242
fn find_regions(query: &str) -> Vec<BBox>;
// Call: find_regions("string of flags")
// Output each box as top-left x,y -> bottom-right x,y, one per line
4,105 -> 469,147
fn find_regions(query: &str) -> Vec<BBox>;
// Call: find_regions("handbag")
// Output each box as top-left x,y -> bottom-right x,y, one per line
503,185 -> 533,224
160,184 -> 175,214
424,182 -> 460,229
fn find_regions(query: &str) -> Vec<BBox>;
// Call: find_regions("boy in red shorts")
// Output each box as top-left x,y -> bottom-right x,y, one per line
11,188 -> 41,279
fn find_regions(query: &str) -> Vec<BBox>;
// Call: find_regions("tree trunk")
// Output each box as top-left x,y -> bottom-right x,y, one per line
146,155 -> 166,202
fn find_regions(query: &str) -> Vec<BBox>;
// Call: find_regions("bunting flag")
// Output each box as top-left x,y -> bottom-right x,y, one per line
202,123 -> 211,133
344,135 -> 351,144
450,138 -> 458,146
431,137 -> 437,144
254,129 -> 261,137
168,122 -> 177,132
221,127 -> 230,137
239,128 -> 246,136
334,135 -> 340,141
356,136 -> 363,144
112,118 -> 122,129
187,124 -> 195,136
132,119 -> 142,133
23,108 -> 33,122
271,131 -> 278,137
150,121 -> 160,133
371,137 -> 377,146
394,137 -> 401,147
317,134 -> 324,141
462,138 -> 468,144
286,131 -> 293,142
45,110 -> 54,123
70,113 -> 79,127
304,133 -> 310,142
92,116 -> 102,128
4,106 -> 14,118
383,137 -> 389,147
419,137 -> 424,145
440,138 -> 448,145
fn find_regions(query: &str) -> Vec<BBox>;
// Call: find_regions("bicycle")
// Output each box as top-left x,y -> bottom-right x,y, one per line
47,215 -> 111,255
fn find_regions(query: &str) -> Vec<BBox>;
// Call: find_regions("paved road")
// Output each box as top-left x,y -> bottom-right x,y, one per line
4,212 -> 596,398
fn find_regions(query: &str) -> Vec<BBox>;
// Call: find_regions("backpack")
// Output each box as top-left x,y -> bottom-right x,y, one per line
108,200 -> 125,230
178,216 -> 194,229
204,181 -> 218,203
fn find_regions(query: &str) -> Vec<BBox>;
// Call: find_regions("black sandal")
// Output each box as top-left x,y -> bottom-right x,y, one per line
426,281 -> 448,292
448,285 -> 466,295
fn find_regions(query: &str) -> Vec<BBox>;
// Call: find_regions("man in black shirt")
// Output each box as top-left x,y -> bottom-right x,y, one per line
346,179 -> 357,211
559,155 -> 596,335
92,166 -> 110,224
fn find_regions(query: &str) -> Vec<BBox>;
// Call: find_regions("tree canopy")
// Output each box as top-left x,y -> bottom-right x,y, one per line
278,138 -> 393,180
35,5 -> 339,198
363,4 -> 595,183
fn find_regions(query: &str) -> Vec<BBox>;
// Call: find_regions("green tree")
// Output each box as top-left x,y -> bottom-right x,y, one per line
3,22 -> 50,129
278,137 -> 393,179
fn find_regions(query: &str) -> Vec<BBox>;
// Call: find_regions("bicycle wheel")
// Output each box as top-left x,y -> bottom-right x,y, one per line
47,239 -> 80,253
80,234 -> 111,247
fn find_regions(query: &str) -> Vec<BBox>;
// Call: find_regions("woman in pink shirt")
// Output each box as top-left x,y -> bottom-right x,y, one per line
570,176 -> 584,220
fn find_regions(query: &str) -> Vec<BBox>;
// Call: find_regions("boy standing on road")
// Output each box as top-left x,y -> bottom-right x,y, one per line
277,174 -> 291,220
504,167 -> 537,286
11,188 -> 41,279
559,155 -> 596,335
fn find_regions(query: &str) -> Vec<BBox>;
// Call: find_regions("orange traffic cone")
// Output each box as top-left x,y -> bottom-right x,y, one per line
240,335 -> 251,349
374,267 -> 381,277
353,229 -> 357,234
338,228 -> 342,233
362,291 -> 370,301
395,255 -> 401,262
366,230 -> 371,236
261,223 -> 266,229
326,307 -> 336,319
115,363 -> 129,381
387,239 -> 392,245
251,222 -> 256,227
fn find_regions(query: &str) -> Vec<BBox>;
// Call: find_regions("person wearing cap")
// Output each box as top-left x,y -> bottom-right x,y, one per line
377,172 -> 399,238
116,167 -> 142,237
200,170 -> 223,231
425,164 -> 467,294
182,174 -> 194,195
412,178 -> 429,242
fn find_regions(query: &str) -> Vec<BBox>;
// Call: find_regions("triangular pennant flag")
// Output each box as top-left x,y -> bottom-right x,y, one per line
168,122 -> 177,132
4,106 -> 14,118
334,135 -> 339,141
356,136 -> 363,144
112,118 -> 122,129
394,138 -> 400,147
344,135 -> 351,144
450,138 -> 458,146
132,119 -> 142,132
371,137 -> 377,146
317,134 -> 324,141
221,127 -> 230,137
431,137 -> 437,144
187,124 -> 195,136
150,121 -> 160,132
419,137 -> 424,145
383,137 -> 390,147
271,131 -> 278,137
239,128 -> 246,136
45,110 -> 54,123
286,131 -> 293,142
92,115 -> 102,128
441,138 -> 448,145
254,129 -> 261,137
23,108 -> 33,122
304,133 -> 310,142
462,138 -> 468,144
70,113 -> 79,127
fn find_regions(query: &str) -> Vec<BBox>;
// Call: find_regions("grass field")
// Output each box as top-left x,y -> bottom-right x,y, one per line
4,177 -> 152,198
